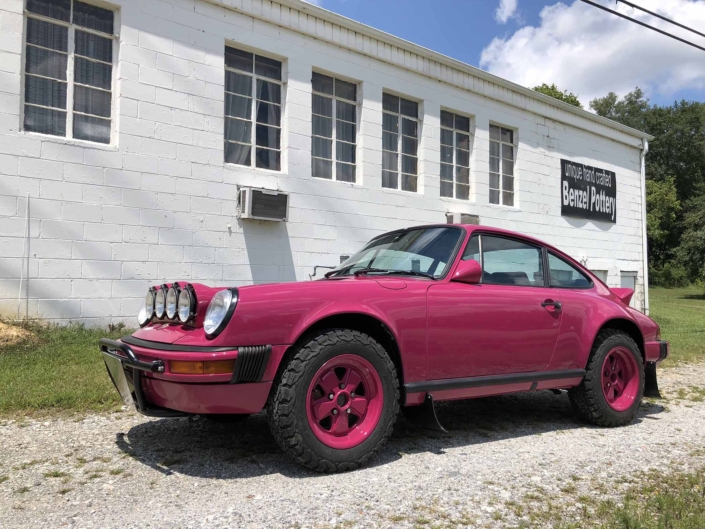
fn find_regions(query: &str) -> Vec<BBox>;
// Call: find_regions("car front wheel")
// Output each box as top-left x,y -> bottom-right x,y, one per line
268,329 -> 399,472
569,329 -> 645,427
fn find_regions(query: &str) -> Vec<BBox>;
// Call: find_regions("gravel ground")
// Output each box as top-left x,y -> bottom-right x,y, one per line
1,365 -> 705,529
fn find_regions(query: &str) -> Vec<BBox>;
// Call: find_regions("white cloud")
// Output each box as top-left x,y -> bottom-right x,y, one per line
480,0 -> 705,106
495,0 -> 519,24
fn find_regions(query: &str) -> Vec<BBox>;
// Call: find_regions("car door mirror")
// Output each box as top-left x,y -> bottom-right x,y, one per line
451,259 -> 482,284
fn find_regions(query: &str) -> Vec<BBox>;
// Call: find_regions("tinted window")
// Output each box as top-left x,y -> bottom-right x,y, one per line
548,253 -> 592,288
481,236 -> 544,287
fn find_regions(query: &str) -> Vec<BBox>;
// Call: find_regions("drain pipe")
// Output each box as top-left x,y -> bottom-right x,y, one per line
640,139 -> 649,315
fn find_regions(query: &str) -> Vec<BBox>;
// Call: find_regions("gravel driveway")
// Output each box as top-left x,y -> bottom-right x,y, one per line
2,365 -> 704,529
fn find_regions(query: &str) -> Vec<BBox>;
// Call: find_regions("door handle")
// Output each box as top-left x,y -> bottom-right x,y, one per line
541,300 -> 562,311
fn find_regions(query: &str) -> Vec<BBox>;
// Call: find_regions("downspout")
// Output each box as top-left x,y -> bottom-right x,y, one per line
640,138 -> 650,315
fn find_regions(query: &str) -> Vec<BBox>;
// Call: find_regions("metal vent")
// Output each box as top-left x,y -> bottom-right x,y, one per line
239,187 -> 289,221
231,345 -> 272,384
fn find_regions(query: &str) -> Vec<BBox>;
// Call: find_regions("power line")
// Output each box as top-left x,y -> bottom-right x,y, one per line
617,0 -> 705,39
579,0 -> 705,52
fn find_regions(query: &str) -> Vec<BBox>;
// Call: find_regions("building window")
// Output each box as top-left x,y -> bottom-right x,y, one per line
489,124 -> 515,206
23,0 -> 116,144
224,46 -> 282,171
382,93 -> 418,192
440,110 -> 471,200
311,72 -> 357,182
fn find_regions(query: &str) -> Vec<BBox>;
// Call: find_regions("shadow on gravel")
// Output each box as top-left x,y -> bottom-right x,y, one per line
115,390 -> 666,479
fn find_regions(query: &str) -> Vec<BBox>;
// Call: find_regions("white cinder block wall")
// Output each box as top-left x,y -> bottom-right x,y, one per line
0,0 -> 648,325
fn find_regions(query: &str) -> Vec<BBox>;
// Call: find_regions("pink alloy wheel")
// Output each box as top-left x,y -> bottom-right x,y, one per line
601,346 -> 640,412
306,354 -> 384,450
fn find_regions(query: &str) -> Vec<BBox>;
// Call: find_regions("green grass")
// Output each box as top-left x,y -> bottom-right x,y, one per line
0,322 -> 129,417
650,286 -> 705,366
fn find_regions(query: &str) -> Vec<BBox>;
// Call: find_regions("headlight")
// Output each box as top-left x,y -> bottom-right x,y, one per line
137,289 -> 155,327
154,287 -> 166,319
166,285 -> 179,319
204,289 -> 237,337
177,286 -> 196,323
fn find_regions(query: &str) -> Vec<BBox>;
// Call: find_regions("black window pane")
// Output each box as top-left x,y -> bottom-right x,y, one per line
25,75 -> 66,109
456,184 -> 470,200
256,102 -> 281,126
26,18 -> 68,52
489,189 -> 500,204
504,160 -> 514,176
402,174 -> 417,192
312,136 -> 332,159
490,173 -> 500,190
402,155 -> 417,175
24,105 -> 66,136
225,47 -> 253,72
256,124 -> 280,150
256,79 -> 280,103
312,94 -> 332,117
73,114 -> 110,143
382,131 -> 397,151
336,120 -> 356,143
456,149 -> 470,167
336,101 -> 355,123
440,110 -> 453,128
26,47 -> 68,80
456,166 -> 470,184
456,132 -> 470,151
402,135 -> 416,155
312,115 -> 332,138
225,71 -> 252,96
501,128 -> 513,143
312,72 -> 334,95
382,113 -> 398,133
490,124 -> 500,141
503,192 -> 514,207
256,148 -> 280,170
440,180 -> 453,198
400,98 -> 418,118
336,141 -> 355,163
225,94 -> 252,119
224,118 -> 251,143
74,85 -> 111,117
337,162 -> 355,183
335,79 -> 356,102
75,31 -> 112,63
440,128 -> 453,146
440,145 -> 453,163
74,57 -> 112,89
401,118 -> 417,138
255,55 -> 281,81
502,144 -> 514,160
382,151 -> 398,171
27,0 -> 70,22
440,163 -> 453,181
225,142 -> 251,165
382,93 -> 399,113
455,114 -> 470,132
73,1 -> 114,34
312,157 -> 332,179
490,142 -> 500,157
382,170 -> 398,189
502,175 -> 514,192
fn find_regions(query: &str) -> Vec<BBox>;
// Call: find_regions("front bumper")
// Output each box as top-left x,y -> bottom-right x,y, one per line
99,338 -> 272,417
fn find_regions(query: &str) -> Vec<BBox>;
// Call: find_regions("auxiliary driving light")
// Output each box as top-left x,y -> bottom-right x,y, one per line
165,284 -> 179,320
154,287 -> 166,319
177,286 -> 196,323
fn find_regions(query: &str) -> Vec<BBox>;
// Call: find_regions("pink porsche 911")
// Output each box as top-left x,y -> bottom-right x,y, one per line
100,224 -> 668,472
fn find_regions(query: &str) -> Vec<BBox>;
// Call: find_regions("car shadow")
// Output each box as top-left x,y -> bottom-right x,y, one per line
115,390 -> 666,480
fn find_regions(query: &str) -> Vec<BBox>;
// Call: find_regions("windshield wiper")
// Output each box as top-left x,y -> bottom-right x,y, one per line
353,268 -> 436,279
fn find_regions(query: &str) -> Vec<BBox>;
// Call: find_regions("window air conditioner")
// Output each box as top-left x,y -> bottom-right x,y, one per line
239,187 -> 289,221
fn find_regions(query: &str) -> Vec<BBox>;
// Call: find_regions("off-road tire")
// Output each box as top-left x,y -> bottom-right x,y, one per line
568,329 -> 644,427
268,329 -> 400,472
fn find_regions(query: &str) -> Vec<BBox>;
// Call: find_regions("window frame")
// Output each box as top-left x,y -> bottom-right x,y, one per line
223,44 -> 284,172
382,92 -> 420,193
21,0 -> 118,145
546,251 -> 594,290
310,71 -> 359,183
439,109 -> 472,200
489,123 -> 516,207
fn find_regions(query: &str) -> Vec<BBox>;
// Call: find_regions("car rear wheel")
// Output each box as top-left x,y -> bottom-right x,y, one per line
268,329 -> 399,472
569,329 -> 644,427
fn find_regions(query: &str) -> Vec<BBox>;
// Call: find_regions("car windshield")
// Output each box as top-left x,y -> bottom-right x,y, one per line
328,227 -> 463,279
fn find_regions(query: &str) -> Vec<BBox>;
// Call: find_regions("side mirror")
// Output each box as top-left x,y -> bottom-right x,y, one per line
451,259 -> 482,284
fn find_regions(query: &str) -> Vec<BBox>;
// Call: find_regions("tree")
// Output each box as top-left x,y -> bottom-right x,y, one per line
532,83 -> 583,108
589,87 -> 650,131
645,177 -> 680,267
676,193 -> 705,283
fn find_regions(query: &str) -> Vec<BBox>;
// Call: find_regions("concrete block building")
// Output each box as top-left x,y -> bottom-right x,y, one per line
0,0 -> 653,325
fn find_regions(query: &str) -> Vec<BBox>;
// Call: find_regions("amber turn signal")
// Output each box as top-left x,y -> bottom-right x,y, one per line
170,360 -> 235,375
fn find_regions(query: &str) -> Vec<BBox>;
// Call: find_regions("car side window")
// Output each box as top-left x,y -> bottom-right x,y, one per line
480,235 -> 544,287
461,235 -> 480,262
548,253 -> 592,288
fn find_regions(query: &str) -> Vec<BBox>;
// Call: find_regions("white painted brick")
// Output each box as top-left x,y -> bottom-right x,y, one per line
112,243 -> 149,261
159,192 -> 190,212
121,261 -> 159,280
0,134 -> 41,157
72,241 -> 112,260
140,208 -> 175,228
105,168 -> 142,189
83,185 -> 122,205
19,158 -> 63,180
120,80 -> 156,103
29,239 -> 72,259
40,220 -> 84,240
82,260 -> 122,279
123,225 -> 159,244
37,300 -> 81,319
62,202 -> 102,222
40,142 -> 84,163
155,123 -> 193,144
72,280 -> 113,299
141,174 -> 176,193
0,174 -> 39,196
103,205 -> 141,226
0,235 -> 23,256
148,244 -> 183,261
84,222 -> 123,242
40,181 -> 83,201
143,138 -> 177,158
121,116 -> 156,138
64,163 -> 104,184
192,263 -> 222,280
123,153 -> 159,174
84,149 -> 122,169
173,109 -> 205,129
158,158 -> 192,178
140,67 -> 174,89
177,144 -> 211,164
138,102 -> 172,124
189,95 -> 221,116
159,228 -> 193,245
173,75 -> 206,97
156,53 -> 191,77
112,279 -> 150,298
123,189 -> 159,210
39,259 -> 82,279
185,246 -> 216,263
120,45 -> 157,68
81,298 -> 121,317
0,153 -> 18,175
0,51 -> 21,75
155,88 -> 190,111
26,278 -> 72,299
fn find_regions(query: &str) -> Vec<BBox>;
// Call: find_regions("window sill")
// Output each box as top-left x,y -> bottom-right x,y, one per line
380,186 -> 419,196
224,161 -> 283,176
20,131 -> 118,151
440,196 -> 475,205
312,175 -> 363,188
486,202 -> 521,212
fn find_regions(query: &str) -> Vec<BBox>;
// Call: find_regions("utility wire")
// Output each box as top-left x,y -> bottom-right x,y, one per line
579,0 -> 705,52
617,0 -> 705,40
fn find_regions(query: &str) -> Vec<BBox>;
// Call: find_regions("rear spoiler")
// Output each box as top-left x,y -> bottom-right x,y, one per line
611,288 -> 634,306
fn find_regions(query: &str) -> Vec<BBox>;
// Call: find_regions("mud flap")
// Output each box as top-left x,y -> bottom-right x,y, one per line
403,394 -> 447,433
644,362 -> 662,399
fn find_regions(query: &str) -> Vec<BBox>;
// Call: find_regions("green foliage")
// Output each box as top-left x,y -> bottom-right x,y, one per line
532,83 -> 583,108
649,286 -> 705,366
677,194 -> 705,283
589,87 -> 650,130
646,176 -> 681,266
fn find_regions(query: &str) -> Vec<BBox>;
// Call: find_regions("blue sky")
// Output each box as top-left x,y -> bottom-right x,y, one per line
311,0 -> 705,108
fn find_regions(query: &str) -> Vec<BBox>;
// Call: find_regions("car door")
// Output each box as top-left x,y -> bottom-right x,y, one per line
426,234 -> 563,380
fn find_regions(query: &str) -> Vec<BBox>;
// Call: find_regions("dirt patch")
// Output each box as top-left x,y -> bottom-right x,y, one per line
0,321 -> 35,350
